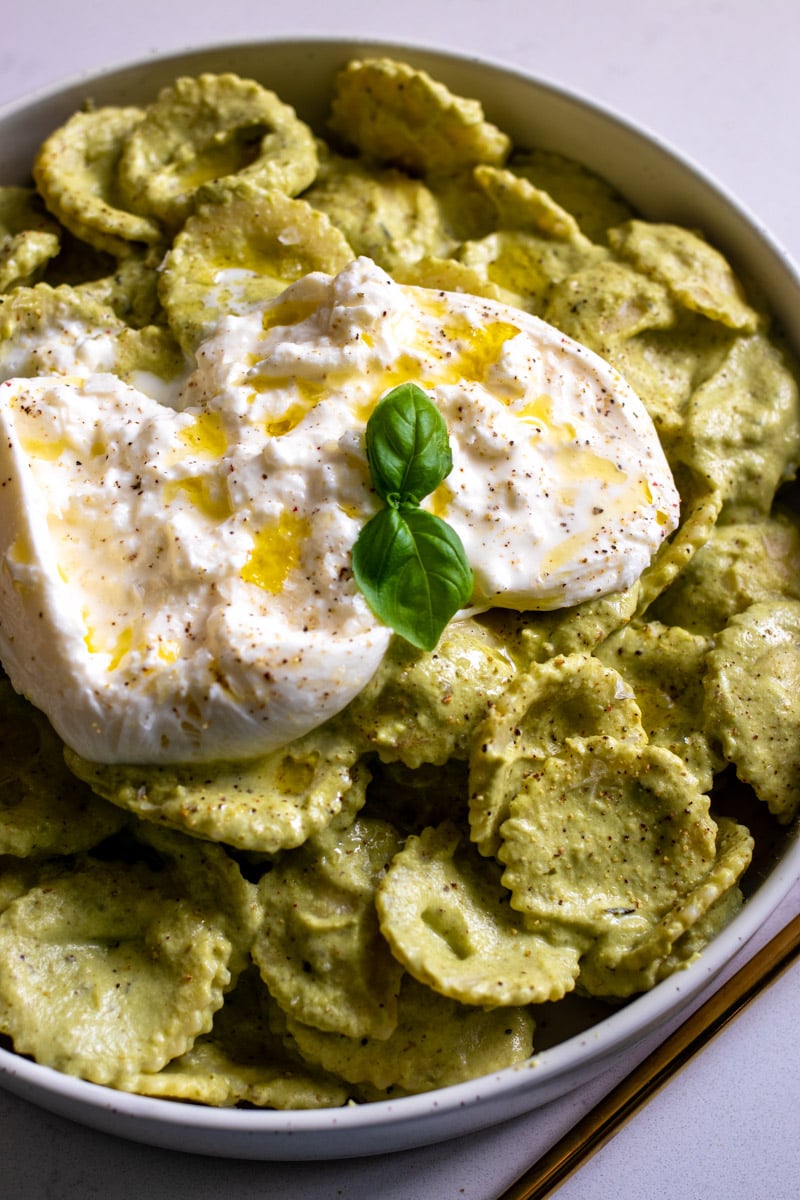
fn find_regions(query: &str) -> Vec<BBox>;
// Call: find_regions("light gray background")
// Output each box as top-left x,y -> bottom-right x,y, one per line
3,2 -> 799,1197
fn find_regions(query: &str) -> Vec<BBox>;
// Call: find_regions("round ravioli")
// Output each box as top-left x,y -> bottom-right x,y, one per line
674,334 -> 800,517
651,513 -> 800,637
0,680 -> 126,858
0,282 -> 123,380
392,253 -> 508,301
577,817 -> 753,997
0,186 -> 61,291
0,857 -> 232,1085
65,724 -> 369,853
509,150 -> 636,245
304,153 -> 454,271
132,823 -> 262,977
472,164 -> 589,243
635,476 -> 723,614
341,617 -> 516,769
124,967 -> 350,1109
458,226 -> 605,317
469,653 -> 645,856
544,259 -> 676,363
543,581 -> 642,658
498,737 -> 718,940
376,821 -> 581,1005
282,976 -> 535,1094
158,182 -> 354,352
33,107 -> 163,255
607,221 -> 759,332
596,620 -> 722,791
117,72 -> 318,229
650,882 -> 745,980
703,599 -> 800,821
252,816 -> 404,1039
328,58 -> 510,176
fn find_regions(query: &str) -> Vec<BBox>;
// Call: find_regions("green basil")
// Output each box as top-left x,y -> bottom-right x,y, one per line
365,381 -> 453,506
352,383 -> 473,651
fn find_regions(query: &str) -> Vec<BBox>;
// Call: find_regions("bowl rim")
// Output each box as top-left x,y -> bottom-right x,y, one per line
1,33 -> 799,1159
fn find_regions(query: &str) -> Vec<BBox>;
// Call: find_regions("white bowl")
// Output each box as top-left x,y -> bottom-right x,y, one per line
1,36 -> 799,1161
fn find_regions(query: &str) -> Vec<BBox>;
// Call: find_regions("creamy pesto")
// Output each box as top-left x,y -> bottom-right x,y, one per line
0,56 -> 798,1108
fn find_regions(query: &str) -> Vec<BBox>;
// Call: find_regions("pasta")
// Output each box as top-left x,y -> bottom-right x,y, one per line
0,56 -> 798,1107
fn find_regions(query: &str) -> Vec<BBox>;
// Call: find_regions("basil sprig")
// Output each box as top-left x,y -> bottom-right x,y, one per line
352,383 -> 473,651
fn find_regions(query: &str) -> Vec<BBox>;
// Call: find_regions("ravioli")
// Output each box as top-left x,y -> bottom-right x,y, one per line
674,334 -> 800,516
0,857 -> 234,1085
117,73 -> 318,229
280,976 -> 535,1094
0,56 -> 797,1112
123,966 -> 351,1109
328,58 -> 511,176
595,621 -> 722,791
159,181 -> 354,352
469,652 -> 646,855
66,723 -> 369,852
498,738 -> 718,943
34,107 -> 164,255
0,679 -> 125,858
651,513 -> 800,635
703,600 -> 800,821
376,821 -> 582,1005
253,816 -> 404,1037
577,817 -> 753,997
304,153 -> 454,271
340,616 -> 517,768
607,221 -> 760,332
0,187 -> 61,291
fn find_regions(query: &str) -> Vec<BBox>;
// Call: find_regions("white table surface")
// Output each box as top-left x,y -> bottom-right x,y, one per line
2,2 -> 799,1197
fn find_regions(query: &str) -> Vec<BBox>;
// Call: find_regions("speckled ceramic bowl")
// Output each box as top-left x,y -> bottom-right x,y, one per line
0,37 -> 798,1160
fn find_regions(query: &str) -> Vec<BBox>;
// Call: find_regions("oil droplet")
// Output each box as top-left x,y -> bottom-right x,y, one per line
179,411 -> 228,458
414,303 -> 521,386
157,639 -> 182,664
261,293 -> 321,332
517,394 -> 576,442
163,476 -> 233,522
428,480 -> 455,519
251,378 -> 330,436
20,436 -> 70,462
457,319 -> 521,382
83,624 -> 99,655
8,534 -> 34,567
241,511 -> 311,593
108,627 -> 134,671
83,615 -> 134,671
173,137 -> 254,193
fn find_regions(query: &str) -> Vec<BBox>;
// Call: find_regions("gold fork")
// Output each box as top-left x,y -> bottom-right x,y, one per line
498,909 -> 800,1200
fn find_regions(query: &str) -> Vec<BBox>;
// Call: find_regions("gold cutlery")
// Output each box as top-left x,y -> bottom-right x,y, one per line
499,910 -> 800,1200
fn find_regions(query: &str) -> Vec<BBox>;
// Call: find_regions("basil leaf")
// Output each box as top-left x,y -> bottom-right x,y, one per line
352,505 -> 473,652
366,382 -> 453,506
353,380 -> 473,649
